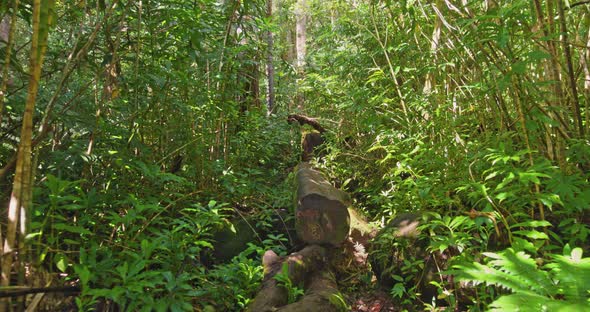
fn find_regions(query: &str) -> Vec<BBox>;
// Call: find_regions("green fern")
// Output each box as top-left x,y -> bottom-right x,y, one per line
453,247 -> 590,311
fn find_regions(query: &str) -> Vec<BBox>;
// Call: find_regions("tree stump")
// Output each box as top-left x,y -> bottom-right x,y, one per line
295,163 -> 350,246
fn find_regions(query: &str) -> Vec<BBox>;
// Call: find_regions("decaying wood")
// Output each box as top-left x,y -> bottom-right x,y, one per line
276,270 -> 341,312
287,114 -> 327,161
295,163 -> 350,246
247,136 -> 358,310
287,114 -> 326,133
247,245 -> 327,312
302,132 -> 325,161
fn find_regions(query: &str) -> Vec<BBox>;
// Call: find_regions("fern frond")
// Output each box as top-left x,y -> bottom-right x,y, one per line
490,293 -> 587,312
484,249 -> 554,296
454,249 -> 553,296
454,247 -> 590,311
547,248 -> 590,302
453,261 -> 538,297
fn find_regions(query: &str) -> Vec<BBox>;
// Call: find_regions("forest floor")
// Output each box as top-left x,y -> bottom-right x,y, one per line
350,290 -> 398,312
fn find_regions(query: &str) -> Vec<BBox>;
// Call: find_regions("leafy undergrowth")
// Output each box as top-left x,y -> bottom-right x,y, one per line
318,133 -> 590,311
4,2 -> 590,311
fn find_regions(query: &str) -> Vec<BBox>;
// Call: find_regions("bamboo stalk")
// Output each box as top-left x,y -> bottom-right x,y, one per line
557,0 -> 584,136
2,2 -> 50,308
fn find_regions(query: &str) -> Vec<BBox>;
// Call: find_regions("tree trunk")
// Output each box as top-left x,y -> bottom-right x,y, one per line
276,270 -> 341,312
266,0 -> 275,115
295,0 -> 307,110
2,1 -> 51,308
556,0 -> 583,137
0,0 -> 19,123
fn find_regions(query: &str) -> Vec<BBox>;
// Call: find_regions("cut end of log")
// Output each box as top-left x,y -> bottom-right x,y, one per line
295,163 -> 350,246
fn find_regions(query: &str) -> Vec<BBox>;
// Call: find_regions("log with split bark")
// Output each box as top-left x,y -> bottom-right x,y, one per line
246,245 -> 343,312
247,162 -> 374,311
295,162 -> 350,246
247,116 -> 376,311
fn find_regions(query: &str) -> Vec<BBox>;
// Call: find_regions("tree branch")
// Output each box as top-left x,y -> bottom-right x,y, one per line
287,114 -> 326,133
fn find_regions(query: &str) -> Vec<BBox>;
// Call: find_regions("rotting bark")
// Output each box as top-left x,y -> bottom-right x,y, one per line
295,163 -> 350,246
287,114 -> 326,133
301,132 -> 324,161
247,245 -> 328,312
247,117 -> 368,311
287,114 -> 327,161
276,270 -> 341,312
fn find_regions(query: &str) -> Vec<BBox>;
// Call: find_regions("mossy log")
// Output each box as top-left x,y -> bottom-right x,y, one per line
246,245 -> 329,312
295,163 -> 350,246
287,114 -> 326,133
276,270 -> 342,312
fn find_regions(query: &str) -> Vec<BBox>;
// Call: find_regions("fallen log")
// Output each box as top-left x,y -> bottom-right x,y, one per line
246,245 -> 328,312
0,286 -> 80,298
286,114 -> 326,161
295,163 -> 350,246
276,270 -> 342,312
302,131 -> 325,161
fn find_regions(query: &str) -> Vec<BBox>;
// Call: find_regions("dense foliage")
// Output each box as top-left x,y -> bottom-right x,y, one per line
1,0 -> 589,311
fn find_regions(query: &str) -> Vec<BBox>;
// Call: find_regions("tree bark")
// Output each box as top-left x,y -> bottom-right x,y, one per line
295,163 -> 350,246
276,270 -> 341,312
247,245 -> 328,312
266,0 -> 275,115
0,0 -> 19,123
295,0 -> 307,110
556,0 -> 584,136
2,0 -> 51,305
287,114 -> 326,133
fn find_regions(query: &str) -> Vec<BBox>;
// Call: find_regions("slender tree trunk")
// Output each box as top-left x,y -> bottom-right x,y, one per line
556,0 -> 583,136
581,20 -> 590,134
295,0 -> 307,110
0,1 -> 19,124
266,0 -> 275,115
532,0 -> 567,165
423,0 -> 442,94
2,0 -> 50,303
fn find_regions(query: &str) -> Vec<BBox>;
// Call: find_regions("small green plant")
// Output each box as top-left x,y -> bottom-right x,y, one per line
370,221 -> 427,305
196,246 -> 264,311
453,245 -> 590,311
273,262 -> 305,304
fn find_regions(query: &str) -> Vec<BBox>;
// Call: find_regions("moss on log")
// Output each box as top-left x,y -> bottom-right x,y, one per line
246,245 -> 328,312
276,270 -> 343,312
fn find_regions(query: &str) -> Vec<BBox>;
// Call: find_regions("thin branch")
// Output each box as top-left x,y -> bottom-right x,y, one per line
0,286 -> 80,298
287,114 -> 326,133
566,1 -> 590,10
